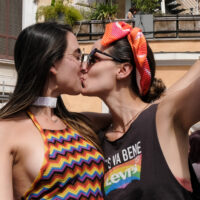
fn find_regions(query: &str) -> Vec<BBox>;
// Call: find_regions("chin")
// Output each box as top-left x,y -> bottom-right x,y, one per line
81,87 -> 90,96
71,90 -> 81,95
81,89 -> 98,97
81,92 -> 94,97
64,89 -> 81,96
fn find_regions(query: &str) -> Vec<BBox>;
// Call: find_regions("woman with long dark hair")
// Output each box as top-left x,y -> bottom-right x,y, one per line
0,22 -> 107,199
81,21 -> 200,199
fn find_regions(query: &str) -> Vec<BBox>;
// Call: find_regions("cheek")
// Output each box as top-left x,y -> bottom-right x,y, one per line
88,68 -> 109,82
60,61 -> 80,79
56,62 -> 81,89
86,68 -> 115,90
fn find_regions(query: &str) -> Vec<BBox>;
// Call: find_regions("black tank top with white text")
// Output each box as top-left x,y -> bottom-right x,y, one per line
100,104 -> 200,200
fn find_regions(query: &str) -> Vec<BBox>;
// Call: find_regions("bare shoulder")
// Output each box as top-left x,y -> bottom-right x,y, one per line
0,112 -> 30,149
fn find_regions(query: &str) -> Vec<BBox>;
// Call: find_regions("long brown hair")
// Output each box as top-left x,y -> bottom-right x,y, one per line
0,22 -> 102,152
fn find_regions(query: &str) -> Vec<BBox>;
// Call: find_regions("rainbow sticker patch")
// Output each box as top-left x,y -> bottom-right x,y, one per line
104,154 -> 142,195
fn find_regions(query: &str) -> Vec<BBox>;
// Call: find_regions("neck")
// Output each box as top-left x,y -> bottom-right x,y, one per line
29,106 -> 55,117
29,105 -> 65,128
102,87 -> 148,132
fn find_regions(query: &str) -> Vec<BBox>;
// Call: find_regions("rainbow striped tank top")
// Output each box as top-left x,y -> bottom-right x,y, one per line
22,111 -> 104,200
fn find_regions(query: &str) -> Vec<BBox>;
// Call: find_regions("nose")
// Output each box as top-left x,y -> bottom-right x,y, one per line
80,61 -> 88,74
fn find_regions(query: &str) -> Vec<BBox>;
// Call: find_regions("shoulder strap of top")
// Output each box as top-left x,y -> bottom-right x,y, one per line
148,103 -> 158,113
135,103 -> 158,124
26,110 -> 44,134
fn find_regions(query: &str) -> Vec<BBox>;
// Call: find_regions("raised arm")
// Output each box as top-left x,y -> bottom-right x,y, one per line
0,122 -> 14,200
154,62 -> 200,187
175,77 -> 200,131
162,75 -> 200,133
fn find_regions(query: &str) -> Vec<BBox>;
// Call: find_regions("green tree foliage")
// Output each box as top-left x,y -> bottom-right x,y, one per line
90,3 -> 118,21
131,0 -> 160,14
51,0 -> 56,6
64,6 -> 83,26
36,0 -> 83,26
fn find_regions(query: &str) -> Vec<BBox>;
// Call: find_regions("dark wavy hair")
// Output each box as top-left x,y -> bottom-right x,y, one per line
108,37 -> 166,102
0,22 -> 102,152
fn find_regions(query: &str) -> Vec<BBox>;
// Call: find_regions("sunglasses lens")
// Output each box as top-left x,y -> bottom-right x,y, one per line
81,54 -> 84,63
87,49 -> 96,65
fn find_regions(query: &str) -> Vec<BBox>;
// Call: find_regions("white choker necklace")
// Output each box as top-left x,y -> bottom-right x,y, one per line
32,97 -> 57,108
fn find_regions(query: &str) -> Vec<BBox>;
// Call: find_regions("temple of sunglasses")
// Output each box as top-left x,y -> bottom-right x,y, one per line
87,48 -> 128,64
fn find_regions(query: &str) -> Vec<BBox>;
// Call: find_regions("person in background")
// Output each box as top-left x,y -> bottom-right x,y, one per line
81,21 -> 200,200
126,6 -> 137,19
0,22 -> 109,200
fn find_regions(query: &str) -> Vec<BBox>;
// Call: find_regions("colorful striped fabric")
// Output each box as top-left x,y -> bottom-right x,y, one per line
22,111 -> 104,200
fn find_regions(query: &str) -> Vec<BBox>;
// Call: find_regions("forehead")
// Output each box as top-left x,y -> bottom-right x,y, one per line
66,32 -> 79,53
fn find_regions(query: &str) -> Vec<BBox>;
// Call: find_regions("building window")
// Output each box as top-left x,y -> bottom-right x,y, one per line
0,81 -> 14,108
0,0 -> 22,60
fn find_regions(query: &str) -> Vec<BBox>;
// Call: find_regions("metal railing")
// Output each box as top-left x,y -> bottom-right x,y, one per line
74,19 -> 134,41
74,15 -> 200,41
153,15 -> 200,38
0,81 -> 14,104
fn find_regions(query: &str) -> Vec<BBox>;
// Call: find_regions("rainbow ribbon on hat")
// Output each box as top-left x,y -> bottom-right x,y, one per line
101,21 -> 151,96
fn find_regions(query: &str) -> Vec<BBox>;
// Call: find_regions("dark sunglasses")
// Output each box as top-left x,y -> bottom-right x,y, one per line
86,48 -> 128,65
